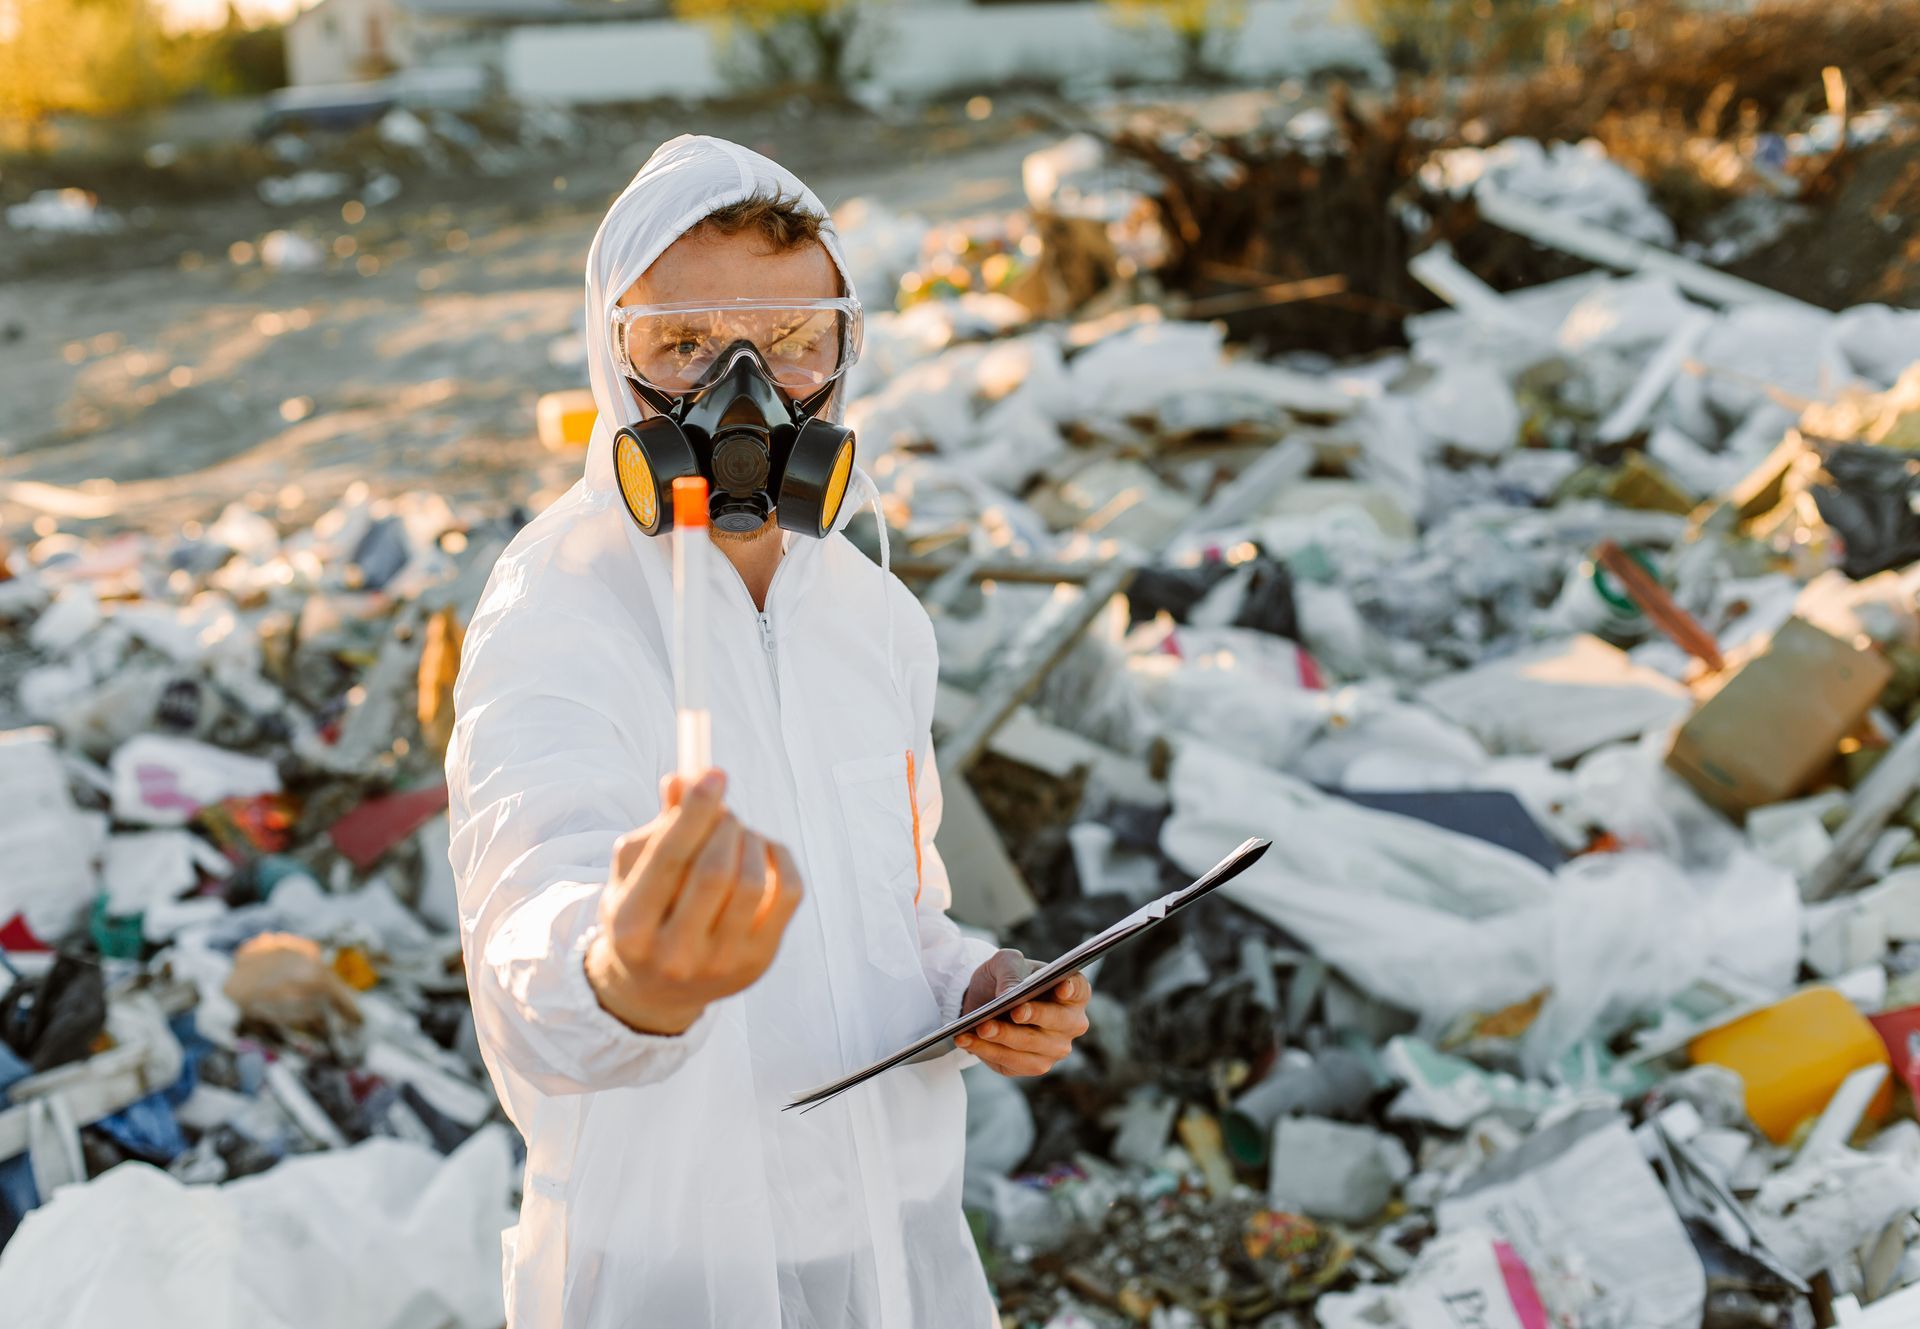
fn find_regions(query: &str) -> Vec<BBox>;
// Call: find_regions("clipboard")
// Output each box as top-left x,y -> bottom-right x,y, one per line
785,836 -> 1271,1111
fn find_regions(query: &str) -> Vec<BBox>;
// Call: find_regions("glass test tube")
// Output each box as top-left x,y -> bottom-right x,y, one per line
672,476 -> 712,783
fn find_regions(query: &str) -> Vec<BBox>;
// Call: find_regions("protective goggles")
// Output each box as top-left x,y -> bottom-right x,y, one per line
610,297 -> 863,396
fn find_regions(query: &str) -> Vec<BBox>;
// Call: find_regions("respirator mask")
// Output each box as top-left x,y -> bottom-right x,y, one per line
608,296 -> 863,538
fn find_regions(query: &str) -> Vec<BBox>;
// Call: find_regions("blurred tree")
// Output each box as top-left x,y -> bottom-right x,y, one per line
1349,0 -> 1593,75
0,0 -> 170,146
1104,0 -> 1248,83
198,4 -> 291,96
161,28 -> 286,99
674,0 -> 869,92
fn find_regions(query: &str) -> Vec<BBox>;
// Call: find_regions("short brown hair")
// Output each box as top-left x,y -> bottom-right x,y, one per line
693,191 -> 827,253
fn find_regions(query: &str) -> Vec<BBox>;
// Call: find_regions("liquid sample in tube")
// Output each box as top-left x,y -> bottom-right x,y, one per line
672,476 -> 711,782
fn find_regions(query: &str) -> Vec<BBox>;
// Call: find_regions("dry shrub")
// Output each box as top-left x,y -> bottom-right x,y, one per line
1109,86 -> 1456,354
1468,0 -> 1920,141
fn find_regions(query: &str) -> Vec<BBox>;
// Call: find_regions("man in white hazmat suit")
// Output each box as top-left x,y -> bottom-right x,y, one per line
447,134 -> 1092,1327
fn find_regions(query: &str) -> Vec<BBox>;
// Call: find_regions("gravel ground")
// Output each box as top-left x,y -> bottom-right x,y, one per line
0,100 -> 1046,536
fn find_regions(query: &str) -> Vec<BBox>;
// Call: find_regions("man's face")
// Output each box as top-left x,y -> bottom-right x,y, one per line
616,227 -> 839,543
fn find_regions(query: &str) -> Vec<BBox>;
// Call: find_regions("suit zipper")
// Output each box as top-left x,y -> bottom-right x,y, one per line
757,609 -> 778,703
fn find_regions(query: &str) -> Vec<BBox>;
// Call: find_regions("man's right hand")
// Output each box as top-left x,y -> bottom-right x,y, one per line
584,768 -> 805,1036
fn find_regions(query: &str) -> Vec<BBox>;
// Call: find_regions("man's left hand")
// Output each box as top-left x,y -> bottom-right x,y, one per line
955,948 -> 1090,1077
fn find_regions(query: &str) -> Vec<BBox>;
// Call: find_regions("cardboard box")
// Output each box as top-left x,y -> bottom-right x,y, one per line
1667,616 -> 1892,816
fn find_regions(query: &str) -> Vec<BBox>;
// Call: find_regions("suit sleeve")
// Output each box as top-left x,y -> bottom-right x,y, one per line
447,606 -> 714,1099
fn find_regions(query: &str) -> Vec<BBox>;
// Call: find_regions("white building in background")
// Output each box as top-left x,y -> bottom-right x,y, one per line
283,0 -> 655,88
501,0 -> 1387,104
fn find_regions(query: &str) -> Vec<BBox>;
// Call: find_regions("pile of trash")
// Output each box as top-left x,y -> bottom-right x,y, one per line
0,488 -> 522,1322
1458,0 -> 1920,311
824,91 -> 1920,1329
6,60 -> 1920,1329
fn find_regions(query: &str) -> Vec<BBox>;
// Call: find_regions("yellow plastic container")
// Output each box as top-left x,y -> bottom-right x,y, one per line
536,389 -> 597,452
1689,986 -> 1894,1144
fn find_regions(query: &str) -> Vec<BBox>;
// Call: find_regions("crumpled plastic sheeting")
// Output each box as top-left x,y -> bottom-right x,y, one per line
962,1062 -> 1035,1211
1437,1110 -> 1704,1329
878,454 -> 1054,553
1556,274 -> 1700,355
1315,1228 -> 1550,1329
840,294 -> 1033,402
1828,304 -> 1920,387
1422,138 -> 1678,247
1418,634 -> 1693,762
1413,361 -> 1521,459
1692,304 -> 1854,419
1065,321 -> 1226,424
1160,740 -> 1553,1016
0,1127 -> 515,1329
1162,742 -> 1798,1071
1561,733 -> 1744,868
1749,1146 -> 1920,1279
1521,847 -> 1799,1070
846,342 -> 995,455
1290,683 -> 1493,791
1126,626 -> 1331,769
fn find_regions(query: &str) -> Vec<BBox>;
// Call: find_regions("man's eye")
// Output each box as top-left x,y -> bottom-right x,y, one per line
770,331 -> 823,361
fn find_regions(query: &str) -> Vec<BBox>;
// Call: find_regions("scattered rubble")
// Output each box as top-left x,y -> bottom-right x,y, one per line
0,481 -> 515,1300
5,26 -> 1920,1327
821,67 -> 1920,1329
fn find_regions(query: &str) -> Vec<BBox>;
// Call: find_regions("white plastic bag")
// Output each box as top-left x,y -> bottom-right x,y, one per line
109,734 -> 281,827
1162,742 -> 1798,1071
1160,740 -> 1555,1021
0,729 -> 101,937
0,1128 -> 515,1329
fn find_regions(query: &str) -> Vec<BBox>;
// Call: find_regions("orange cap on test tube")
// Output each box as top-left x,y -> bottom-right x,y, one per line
672,475 -> 709,529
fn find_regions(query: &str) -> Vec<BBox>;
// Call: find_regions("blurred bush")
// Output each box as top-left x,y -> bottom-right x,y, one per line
1347,0 -> 1593,76
1,0 -> 286,153
1102,0 -> 1249,83
0,0 -> 172,147
1467,0 -> 1920,137
200,17 -> 291,97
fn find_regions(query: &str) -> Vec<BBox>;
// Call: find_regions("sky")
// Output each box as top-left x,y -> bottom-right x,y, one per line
155,0 -> 308,33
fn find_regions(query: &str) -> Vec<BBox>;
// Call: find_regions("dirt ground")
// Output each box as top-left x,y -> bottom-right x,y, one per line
0,101 -> 1045,537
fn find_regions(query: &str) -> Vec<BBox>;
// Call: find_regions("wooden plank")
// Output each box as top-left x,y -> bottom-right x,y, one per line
0,1047 -> 155,1161
1597,311 -> 1713,443
935,561 -> 1137,777
1408,244 -> 1540,334
935,682 -> 1163,806
1804,719 -> 1920,902
893,556 -> 1108,587
934,772 -> 1037,931
930,564 -> 1132,930
1596,540 -> 1725,670
1475,188 -> 1820,312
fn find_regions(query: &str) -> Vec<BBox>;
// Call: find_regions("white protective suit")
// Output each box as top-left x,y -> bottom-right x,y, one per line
446,135 -> 1001,1328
